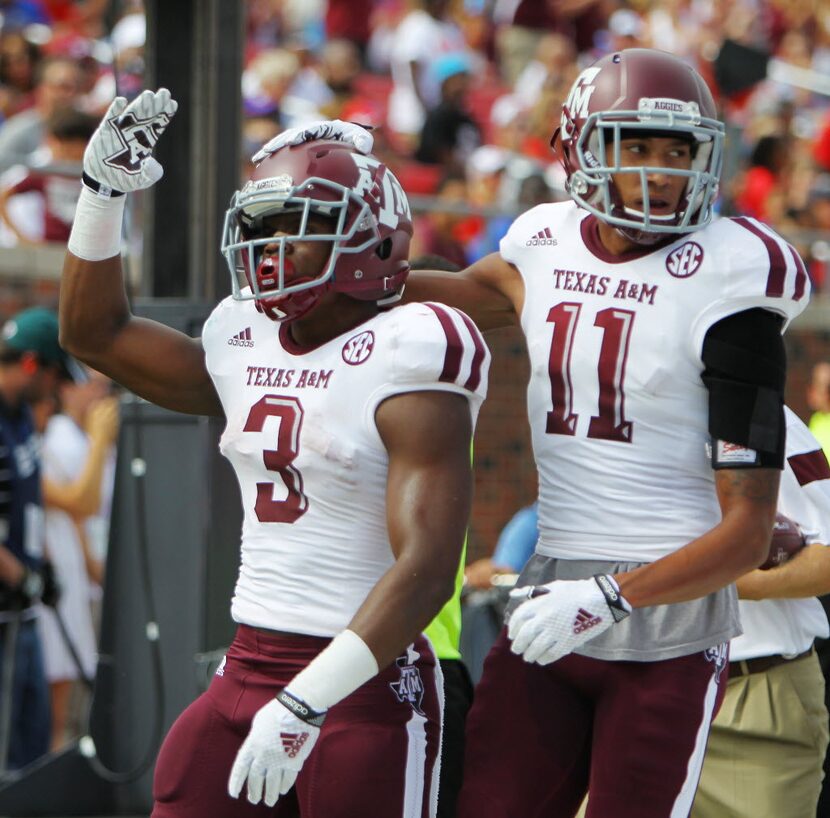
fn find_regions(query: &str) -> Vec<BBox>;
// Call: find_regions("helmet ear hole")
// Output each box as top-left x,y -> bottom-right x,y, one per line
376,237 -> 393,260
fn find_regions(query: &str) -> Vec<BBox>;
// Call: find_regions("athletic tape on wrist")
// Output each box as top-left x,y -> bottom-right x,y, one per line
286,629 -> 379,712
67,185 -> 126,261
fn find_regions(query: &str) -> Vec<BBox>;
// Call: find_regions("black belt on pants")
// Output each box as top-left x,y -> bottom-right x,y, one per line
728,646 -> 814,678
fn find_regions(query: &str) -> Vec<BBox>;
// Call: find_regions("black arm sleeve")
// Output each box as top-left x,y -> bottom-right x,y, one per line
701,308 -> 786,468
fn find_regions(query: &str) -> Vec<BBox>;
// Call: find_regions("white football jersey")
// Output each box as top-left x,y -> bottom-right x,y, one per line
202,299 -> 489,637
731,407 -> 830,660
500,201 -> 809,562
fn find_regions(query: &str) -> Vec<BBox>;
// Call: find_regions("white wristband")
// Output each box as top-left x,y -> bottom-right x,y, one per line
286,629 -> 379,712
67,185 -> 126,261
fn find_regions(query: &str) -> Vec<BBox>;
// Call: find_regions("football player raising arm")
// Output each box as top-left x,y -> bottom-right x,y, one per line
61,91 -> 490,817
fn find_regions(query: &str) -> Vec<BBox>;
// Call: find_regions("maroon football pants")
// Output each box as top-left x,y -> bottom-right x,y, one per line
152,625 -> 443,818
458,629 -> 728,818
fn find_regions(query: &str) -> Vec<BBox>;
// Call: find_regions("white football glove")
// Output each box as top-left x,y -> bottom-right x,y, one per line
228,689 -> 325,807
507,575 -> 632,665
252,119 -> 374,164
83,88 -> 178,196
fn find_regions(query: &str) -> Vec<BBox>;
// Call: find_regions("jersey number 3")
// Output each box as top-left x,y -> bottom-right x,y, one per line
244,395 -> 308,523
546,302 -> 634,442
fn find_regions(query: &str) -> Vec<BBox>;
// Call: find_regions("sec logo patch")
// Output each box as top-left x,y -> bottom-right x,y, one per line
666,241 -> 704,278
342,330 -> 374,365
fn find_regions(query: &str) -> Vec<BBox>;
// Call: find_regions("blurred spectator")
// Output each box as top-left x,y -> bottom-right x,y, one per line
512,32 -> 575,113
465,502 -> 537,590
495,0 -> 604,86
242,47 -> 299,123
239,114 -> 281,182
387,0 -> 468,147
284,37 -> 363,124
734,133 -> 790,222
324,0 -> 372,59
415,52 -> 481,173
0,55 -> 80,174
604,7 -> 646,53
517,170 -> 554,209
409,174 -> 470,270
109,9 -> 145,101
246,0 -> 286,54
365,0 -> 407,75
808,362 -> 830,461
0,307 -> 72,770
0,105 -> 95,245
38,369 -> 118,750
800,174 -> 830,292
0,2 -> 49,30
0,31 -> 41,121
463,146 -> 509,260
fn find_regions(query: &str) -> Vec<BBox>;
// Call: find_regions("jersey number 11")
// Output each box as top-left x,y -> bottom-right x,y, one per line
546,302 -> 634,443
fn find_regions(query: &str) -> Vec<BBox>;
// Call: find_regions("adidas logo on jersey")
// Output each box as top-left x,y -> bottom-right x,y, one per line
280,731 -> 308,759
573,607 -> 602,634
526,227 -> 558,246
228,327 -> 254,347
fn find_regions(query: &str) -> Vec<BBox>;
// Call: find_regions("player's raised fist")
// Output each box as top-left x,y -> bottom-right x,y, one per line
83,88 -> 178,197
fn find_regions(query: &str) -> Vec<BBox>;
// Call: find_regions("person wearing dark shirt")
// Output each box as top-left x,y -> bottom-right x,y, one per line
415,52 -> 481,175
0,307 -> 78,769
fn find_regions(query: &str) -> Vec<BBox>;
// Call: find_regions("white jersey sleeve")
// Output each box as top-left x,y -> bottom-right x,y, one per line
689,216 -> 810,356
780,407 -> 830,545
364,302 -> 490,429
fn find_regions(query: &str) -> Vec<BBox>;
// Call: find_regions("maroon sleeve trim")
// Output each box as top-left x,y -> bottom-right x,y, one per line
787,244 -> 808,302
424,303 -> 463,384
787,448 -> 830,486
732,216 -> 787,298
453,308 -> 486,391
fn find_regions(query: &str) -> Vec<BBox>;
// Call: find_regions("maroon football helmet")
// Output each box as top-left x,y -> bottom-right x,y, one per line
554,49 -> 725,244
222,139 -> 413,322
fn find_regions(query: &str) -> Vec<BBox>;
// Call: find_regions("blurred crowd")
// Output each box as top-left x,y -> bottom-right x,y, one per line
1,0 -> 828,288
0,0 -> 830,290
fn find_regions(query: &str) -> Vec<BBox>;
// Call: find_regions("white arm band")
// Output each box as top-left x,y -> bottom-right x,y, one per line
286,629 -> 379,712
67,185 -> 126,261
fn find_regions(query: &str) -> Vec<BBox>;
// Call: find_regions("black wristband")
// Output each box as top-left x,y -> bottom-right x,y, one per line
594,574 -> 631,623
82,172 -> 125,198
276,689 -> 327,727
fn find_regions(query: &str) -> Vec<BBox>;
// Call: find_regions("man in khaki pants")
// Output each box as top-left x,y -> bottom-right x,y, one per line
692,406 -> 830,818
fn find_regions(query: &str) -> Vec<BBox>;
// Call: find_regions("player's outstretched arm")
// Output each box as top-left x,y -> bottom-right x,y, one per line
61,89 -> 222,417
228,389 -> 473,807
403,252 -> 522,332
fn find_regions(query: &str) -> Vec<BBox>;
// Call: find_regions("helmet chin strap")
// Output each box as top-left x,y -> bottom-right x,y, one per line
615,224 -> 669,247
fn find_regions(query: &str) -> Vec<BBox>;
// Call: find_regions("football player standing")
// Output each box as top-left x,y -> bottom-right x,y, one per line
692,406 -> 830,818
60,95 -> 490,816
400,48 -> 810,817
